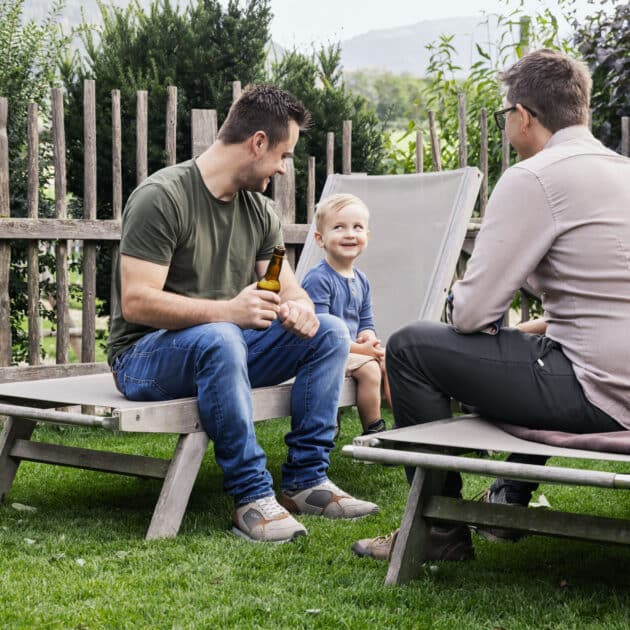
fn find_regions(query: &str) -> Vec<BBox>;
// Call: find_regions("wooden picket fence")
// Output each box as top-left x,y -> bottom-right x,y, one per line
1,80 -> 629,378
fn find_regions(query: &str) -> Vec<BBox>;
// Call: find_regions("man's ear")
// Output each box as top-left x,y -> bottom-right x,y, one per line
251,130 -> 268,156
516,104 -> 533,134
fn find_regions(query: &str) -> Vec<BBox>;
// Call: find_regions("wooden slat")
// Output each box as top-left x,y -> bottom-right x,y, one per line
479,107 -> 488,216
0,219 -> 311,245
457,93 -> 467,168
82,80 -> 97,365
622,116 -> 629,157
273,159 -> 296,224
10,439 -> 169,479
0,218 -> 121,240
145,431 -> 209,539
27,103 -> 40,365
191,109 -> 217,158
423,496 -> 630,545
136,90 -> 148,184
342,120 -> 352,174
52,88 -> 68,364
232,80 -> 242,102
0,97 -> 11,367
0,362 -> 110,384
326,131 -> 334,176
0,417 -> 37,502
165,85 -> 177,166
306,156 -> 316,223
428,111 -> 441,171
415,129 -> 423,173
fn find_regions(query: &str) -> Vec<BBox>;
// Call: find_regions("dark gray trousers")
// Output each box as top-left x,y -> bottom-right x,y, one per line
386,321 -> 621,501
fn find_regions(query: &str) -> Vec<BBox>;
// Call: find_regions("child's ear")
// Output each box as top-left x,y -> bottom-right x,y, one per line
366,229 -> 371,240
314,231 -> 325,248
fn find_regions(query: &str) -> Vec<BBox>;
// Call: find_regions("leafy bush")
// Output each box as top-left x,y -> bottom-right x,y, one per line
0,0 -> 71,362
573,0 -> 630,153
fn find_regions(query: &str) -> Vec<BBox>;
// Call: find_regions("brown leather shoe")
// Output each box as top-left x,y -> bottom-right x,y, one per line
352,525 -> 474,562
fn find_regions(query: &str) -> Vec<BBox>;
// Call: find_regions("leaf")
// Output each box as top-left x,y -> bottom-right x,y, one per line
11,502 -> 37,513
114,550 -> 129,559
24,538 -> 37,545
75,558 -> 86,567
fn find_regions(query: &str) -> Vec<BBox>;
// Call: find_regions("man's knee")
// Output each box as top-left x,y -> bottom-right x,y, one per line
193,322 -> 247,369
388,320 -> 450,357
315,314 -> 351,355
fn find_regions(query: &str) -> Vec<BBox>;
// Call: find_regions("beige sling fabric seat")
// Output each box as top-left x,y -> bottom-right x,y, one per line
0,167 -> 482,539
343,416 -> 630,585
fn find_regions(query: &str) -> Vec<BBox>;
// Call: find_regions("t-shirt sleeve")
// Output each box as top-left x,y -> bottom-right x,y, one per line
120,183 -> 181,266
358,273 -> 376,332
256,199 -> 284,262
302,268 -> 332,315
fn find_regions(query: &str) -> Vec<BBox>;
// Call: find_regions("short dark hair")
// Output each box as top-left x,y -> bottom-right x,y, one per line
499,49 -> 592,133
217,84 -> 311,147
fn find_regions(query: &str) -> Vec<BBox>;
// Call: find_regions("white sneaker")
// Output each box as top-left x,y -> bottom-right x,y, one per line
232,496 -> 307,543
279,479 -> 379,519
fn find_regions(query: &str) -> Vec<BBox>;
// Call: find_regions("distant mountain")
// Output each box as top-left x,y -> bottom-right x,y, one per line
340,16 -> 503,76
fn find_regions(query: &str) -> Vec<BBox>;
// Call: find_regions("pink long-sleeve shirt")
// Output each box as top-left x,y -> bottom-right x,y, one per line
452,125 -> 630,427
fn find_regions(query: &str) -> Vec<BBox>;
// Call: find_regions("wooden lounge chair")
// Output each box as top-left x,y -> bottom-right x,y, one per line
343,417 -> 630,585
0,167 -> 482,539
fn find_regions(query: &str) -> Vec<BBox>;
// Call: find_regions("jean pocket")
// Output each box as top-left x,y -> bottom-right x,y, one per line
122,375 -> 171,401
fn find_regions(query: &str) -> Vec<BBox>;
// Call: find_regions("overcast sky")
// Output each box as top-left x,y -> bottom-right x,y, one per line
266,0 -> 601,48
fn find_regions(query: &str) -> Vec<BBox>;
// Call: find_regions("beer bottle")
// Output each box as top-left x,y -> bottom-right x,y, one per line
257,245 -> 285,293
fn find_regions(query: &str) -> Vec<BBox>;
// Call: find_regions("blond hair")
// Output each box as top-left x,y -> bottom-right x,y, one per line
314,193 -> 369,232
499,49 -> 592,133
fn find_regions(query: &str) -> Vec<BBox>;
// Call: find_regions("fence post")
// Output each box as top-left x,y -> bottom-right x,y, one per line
480,108 -> 488,216
165,85 -> 177,166
307,156 -> 316,223
326,132 -> 334,177
111,89 -> 122,325
621,116 -> 629,157
191,109 -> 217,157
27,103 -> 40,365
428,111 -> 441,171
52,88 -> 69,364
457,93 -> 467,168
136,90 -> 148,184
0,98 -> 11,366
342,121 -> 352,174
232,81 -> 242,102
82,80 -> 97,365
415,130 -> 423,173
501,130 -> 510,173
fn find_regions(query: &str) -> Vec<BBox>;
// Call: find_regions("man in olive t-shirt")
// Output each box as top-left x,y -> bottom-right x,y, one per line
108,85 -> 378,543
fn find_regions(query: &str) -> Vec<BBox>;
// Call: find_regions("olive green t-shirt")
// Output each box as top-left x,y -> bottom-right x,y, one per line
107,159 -> 283,364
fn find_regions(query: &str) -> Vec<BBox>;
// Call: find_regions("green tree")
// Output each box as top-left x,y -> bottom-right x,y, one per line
0,0 -> 71,362
61,0 -> 272,312
269,44 -> 386,223
573,0 -> 630,153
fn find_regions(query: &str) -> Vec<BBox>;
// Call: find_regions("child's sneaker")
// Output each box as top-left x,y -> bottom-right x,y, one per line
362,418 -> 386,435
232,496 -> 307,543
279,479 -> 379,519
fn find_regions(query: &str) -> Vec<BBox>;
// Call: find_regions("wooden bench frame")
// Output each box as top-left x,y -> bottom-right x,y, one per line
0,371 -> 356,539
343,419 -> 630,585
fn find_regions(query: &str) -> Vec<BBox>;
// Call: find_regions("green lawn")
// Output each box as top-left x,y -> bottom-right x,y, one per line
2,410 -> 630,629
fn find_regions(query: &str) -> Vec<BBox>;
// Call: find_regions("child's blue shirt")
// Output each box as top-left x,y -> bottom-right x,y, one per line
302,259 -> 376,340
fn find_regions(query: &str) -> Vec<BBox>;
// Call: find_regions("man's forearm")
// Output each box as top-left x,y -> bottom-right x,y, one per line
517,318 -> 548,335
123,287 -> 230,330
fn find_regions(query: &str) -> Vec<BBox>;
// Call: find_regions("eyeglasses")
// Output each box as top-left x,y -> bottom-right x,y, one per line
493,104 -> 538,130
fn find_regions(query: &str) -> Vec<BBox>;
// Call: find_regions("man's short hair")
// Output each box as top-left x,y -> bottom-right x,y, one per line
217,84 -> 311,147
315,193 -> 369,233
499,49 -> 592,133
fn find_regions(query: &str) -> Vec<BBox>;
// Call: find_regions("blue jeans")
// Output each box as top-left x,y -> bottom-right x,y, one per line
111,315 -> 349,505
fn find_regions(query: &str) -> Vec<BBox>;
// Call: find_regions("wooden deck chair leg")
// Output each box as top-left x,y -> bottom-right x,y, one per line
0,416 -> 37,503
145,431 -> 209,540
386,467 -> 444,586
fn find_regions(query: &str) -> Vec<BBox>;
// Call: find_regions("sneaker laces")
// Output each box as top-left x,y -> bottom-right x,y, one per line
371,530 -> 398,546
254,496 -> 287,519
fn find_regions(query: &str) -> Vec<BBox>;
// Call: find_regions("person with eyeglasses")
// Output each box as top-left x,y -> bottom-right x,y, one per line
353,48 -> 630,562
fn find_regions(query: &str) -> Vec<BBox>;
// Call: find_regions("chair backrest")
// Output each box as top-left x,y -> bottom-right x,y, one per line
295,168 -> 482,345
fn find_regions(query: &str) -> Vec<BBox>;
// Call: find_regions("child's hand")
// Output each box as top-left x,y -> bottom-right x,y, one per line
355,336 -> 385,360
